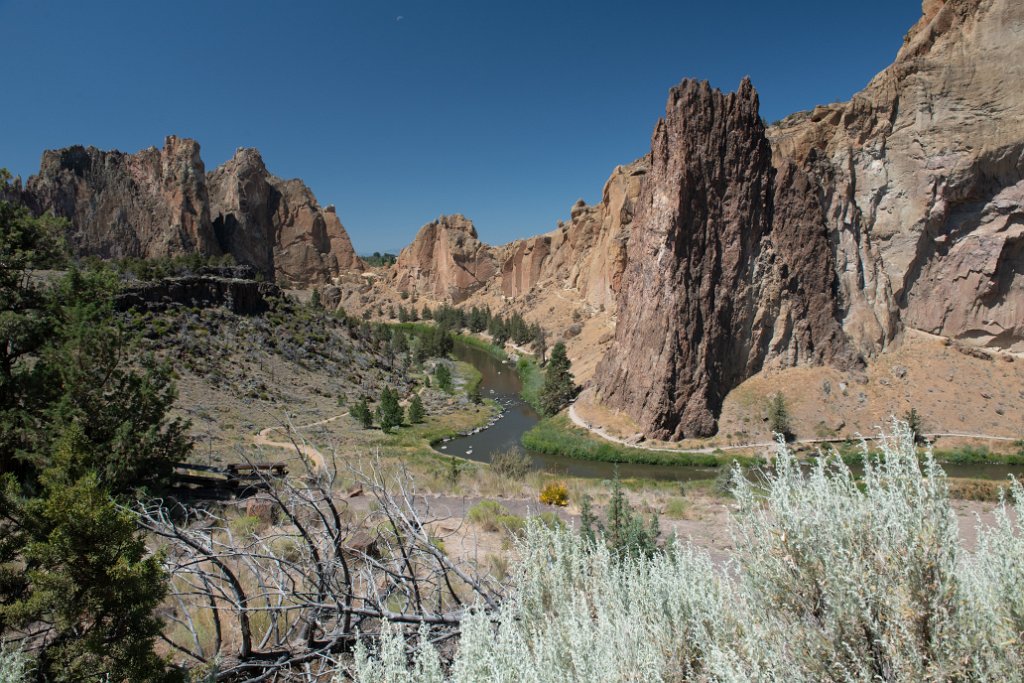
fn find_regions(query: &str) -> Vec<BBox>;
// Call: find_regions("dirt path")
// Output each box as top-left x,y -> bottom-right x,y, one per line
251,412 -> 350,471
568,404 -> 1021,455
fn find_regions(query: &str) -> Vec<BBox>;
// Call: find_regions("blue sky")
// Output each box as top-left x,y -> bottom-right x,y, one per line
0,1 -> 921,253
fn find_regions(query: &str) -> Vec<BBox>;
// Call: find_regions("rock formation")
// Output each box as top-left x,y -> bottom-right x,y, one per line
593,79 -> 849,439
207,148 -> 363,288
497,158 -> 648,311
392,215 -> 497,303
24,136 -> 220,260
114,265 -> 281,315
16,137 -> 362,288
595,0 -> 1024,439
769,0 -> 1024,354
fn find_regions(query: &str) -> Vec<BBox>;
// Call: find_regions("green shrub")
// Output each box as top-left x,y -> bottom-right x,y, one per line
467,500 -> 525,535
662,497 -> 688,519
490,447 -> 532,480
532,511 -> 565,530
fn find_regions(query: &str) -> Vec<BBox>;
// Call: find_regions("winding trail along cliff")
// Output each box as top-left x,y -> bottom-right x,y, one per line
16,137 -> 362,288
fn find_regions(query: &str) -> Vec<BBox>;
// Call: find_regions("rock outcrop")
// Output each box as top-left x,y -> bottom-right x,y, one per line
392,215 -> 497,303
207,148 -> 363,288
594,79 -> 849,439
17,137 -> 362,288
595,0 -> 1024,439
115,265 -> 281,315
768,0 -> 1024,354
497,158 -> 649,310
25,136 -> 220,260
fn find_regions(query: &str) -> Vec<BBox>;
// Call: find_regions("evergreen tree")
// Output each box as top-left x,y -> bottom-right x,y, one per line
904,407 -> 925,445
434,364 -> 453,393
578,475 -> 659,560
0,181 -> 184,680
309,287 -> 321,309
532,324 -> 548,363
376,387 -> 404,433
539,342 -> 576,416
407,394 -> 426,423
767,392 -> 793,441
488,316 -> 509,346
352,397 -> 373,429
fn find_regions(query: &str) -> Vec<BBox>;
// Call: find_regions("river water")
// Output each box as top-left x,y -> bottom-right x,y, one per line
434,340 -> 1024,483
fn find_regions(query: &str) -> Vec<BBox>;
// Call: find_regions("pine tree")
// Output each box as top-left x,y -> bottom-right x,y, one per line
434,363 -> 453,393
407,394 -> 426,423
376,387 -> 404,433
539,342 -> 576,416
309,288 -> 321,309
352,397 -> 373,429
0,183 -> 184,680
767,392 -> 793,441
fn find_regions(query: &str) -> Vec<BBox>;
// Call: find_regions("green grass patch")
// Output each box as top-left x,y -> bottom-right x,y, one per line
516,356 -> 544,412
454,334 -> 508,360
456,360 -> 483,397
521,415 -> 753,467
467,500 -> 526,535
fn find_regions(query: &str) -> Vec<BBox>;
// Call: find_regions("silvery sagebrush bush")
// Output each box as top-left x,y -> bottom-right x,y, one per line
346,421 -> 1021,681
0,644 -> 30,683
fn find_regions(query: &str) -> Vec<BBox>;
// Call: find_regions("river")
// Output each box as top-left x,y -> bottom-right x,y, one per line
434,340 -> 1024,483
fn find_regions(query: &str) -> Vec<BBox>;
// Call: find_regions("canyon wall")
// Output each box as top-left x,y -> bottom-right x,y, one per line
769,0 -> 1024,355
593,0 -> 1024,439
16,137 -> 362,287
392,214 -> 498,303
592,79 -> 850,439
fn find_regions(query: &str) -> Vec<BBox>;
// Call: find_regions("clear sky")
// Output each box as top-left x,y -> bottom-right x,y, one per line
0,1 -> 922,253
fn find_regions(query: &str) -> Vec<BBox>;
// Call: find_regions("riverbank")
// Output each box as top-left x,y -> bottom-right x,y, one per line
523,415 -> 762,468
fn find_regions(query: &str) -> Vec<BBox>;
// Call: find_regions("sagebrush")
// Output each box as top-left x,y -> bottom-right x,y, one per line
352,422 -> 1024,682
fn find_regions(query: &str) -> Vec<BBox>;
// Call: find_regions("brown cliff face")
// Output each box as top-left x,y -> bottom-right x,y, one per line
592,0 -> 1024,439
207,148 -> 363,288
593,79 -> 850,439
392,215 -> 497,303
768,0 -> 1024,353
595,79 -> 773,438
25,136 -> 220,259
498,158 -> 649,311
19,138 -> 362,288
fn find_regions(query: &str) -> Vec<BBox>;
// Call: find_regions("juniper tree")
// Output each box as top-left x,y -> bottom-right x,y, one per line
539,342 -> 576,416
434,364 -> 453,393
352,397 -> 373,429
407,394 -> 426,423
376,387 -> 404,433
767,392 -> 793,441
